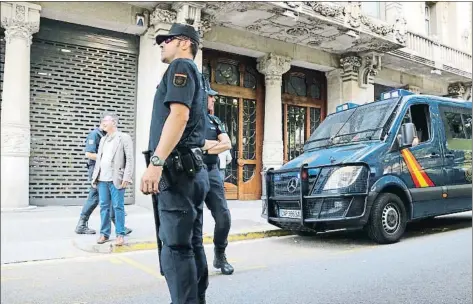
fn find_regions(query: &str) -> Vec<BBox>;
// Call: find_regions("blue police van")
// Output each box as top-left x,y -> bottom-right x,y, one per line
262,89 -> 472,244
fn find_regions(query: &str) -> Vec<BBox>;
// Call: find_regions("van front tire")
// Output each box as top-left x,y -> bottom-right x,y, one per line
366,193 -> 407,244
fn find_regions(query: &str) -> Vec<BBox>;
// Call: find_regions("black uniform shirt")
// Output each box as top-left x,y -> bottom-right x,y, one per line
85,127 -> 105,167
203,114 -> 227,165
148,58 -> 207,152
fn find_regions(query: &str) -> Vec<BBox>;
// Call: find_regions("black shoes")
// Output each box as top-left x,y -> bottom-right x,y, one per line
75,216 -> 133,235
75,216 -> 96,234
213,248 -> 234,275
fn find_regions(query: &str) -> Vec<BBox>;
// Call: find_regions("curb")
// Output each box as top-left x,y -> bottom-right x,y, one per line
73,229 -> 293,254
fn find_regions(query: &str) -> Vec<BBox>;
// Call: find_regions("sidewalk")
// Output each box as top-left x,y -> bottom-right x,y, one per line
1,200 -> 288,264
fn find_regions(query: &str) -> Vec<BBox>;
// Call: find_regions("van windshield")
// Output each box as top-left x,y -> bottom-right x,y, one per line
305,98 -> 399,150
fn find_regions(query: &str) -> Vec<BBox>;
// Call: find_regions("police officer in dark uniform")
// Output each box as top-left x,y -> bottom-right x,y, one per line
141,23 -> 209,304
202,85 -> 234,275
75,122 -> 132,235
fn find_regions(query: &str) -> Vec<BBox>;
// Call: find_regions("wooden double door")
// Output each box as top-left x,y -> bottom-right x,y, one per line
203,50 -> 264,200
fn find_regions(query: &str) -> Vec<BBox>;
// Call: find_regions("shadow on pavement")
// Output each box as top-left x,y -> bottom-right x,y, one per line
289,213 -> 472,246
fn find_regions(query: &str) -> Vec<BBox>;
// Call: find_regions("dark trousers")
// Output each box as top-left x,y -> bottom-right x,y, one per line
204,164 -> 231,251
157,168 -> 210,304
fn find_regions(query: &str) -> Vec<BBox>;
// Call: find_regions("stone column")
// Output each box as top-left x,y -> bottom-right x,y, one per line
134,7 -> 176,207
256,53 -> 291,170
1,2 -> 41,210
326,69 -> 343,115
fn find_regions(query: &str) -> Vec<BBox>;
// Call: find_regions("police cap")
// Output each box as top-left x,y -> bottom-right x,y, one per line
155,23 -> 200,45
207,87 -> 219,96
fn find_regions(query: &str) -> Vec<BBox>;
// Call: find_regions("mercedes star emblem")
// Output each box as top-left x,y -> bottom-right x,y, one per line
287,177 -> 299,193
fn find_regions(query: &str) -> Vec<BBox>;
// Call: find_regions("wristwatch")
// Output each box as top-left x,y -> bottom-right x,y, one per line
150,155 -> 165,166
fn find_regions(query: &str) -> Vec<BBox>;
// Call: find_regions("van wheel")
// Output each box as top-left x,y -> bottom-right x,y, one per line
366,193 -> 407,244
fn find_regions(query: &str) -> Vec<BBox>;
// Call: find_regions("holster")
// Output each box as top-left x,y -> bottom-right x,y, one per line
169,146 -> 204,178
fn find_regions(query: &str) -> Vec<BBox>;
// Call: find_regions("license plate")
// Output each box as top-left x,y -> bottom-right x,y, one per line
279,209 -> 301,219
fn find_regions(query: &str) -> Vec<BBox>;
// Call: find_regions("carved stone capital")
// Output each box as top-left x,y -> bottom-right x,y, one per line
150,8 -> 177,26
340,54 -> 362,83
1,123 -> 30,157
448,82 -> 467,98
256,53 -> 291,85
1,2 -> 41,46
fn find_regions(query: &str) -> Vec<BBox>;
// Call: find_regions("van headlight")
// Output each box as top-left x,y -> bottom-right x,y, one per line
323,166 -> 363,190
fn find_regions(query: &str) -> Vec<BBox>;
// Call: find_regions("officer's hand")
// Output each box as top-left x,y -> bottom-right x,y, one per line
121,181 -> 129,189
91,183 -> 97,189
140,165 -> 162,195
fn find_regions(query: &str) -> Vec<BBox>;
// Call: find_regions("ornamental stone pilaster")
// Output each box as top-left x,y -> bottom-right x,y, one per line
256,53 -> 291,170
1,2 -> 41,210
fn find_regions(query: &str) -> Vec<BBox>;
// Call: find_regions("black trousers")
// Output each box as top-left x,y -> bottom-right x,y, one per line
157,168 -> 210,304
204,164 -> 231,251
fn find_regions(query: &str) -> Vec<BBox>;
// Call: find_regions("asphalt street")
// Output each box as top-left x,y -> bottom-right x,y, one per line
1,213 -> 471,304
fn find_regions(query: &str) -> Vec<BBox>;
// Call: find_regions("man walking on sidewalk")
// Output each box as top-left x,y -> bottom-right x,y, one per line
91,113 -> 134,246
75,118 -> 132,235
202,85 -> 234,275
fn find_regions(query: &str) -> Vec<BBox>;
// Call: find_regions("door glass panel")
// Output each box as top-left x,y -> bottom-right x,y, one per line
310,107 -> 321,135
243,164 -> 256,182
214,95 -> 239,185
215,59 -> 240,86
287,105 -> 307,161
242,99 -> 256,160
244,66 -> 257,89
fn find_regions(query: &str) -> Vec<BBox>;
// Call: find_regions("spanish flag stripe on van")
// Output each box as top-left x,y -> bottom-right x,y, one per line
401,149 -> 435,188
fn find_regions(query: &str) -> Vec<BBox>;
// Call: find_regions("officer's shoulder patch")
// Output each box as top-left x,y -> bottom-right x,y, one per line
173,73 -> 188,87
88,139 -> 94,145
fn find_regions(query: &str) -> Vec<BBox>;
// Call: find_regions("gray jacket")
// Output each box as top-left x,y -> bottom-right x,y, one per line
91,131 -> 134,189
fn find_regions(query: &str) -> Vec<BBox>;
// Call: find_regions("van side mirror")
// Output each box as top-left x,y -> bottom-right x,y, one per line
399,122 -> 416,148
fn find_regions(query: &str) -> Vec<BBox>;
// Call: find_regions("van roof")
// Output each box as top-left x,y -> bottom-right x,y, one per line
403,94 -> 472,108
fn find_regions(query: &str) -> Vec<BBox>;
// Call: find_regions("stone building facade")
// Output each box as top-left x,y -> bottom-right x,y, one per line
0,1 -> 471,209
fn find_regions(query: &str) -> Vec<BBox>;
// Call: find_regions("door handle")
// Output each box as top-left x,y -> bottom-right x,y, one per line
428,152 -> 440,158
445,152 -> 455,158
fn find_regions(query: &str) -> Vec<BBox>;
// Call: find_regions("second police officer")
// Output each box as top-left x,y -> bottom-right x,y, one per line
140,23 -> 210,304
202,85 -> 234,275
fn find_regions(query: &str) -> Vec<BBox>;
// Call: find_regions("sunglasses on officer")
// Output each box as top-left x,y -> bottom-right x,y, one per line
163,36 -> 195,45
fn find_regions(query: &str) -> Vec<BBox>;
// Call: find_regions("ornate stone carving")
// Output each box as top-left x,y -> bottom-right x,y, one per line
256,53 -> 292,86
448,82 -> 467,98
360,16 -> 393,36
1,19 -> 39,46
286,27 -> 308,37
1,2 -> 40,46
304,2 -> 344,17
150,8 -> 177,25
343,2 -> 393,36
340,55 -> 362,73
1,123 -> 30,156
198,13 -> 218,37
343,1 -> 362,28
340,54 -> 362,83
359,53 -> 381,87
394,15 -> 407,44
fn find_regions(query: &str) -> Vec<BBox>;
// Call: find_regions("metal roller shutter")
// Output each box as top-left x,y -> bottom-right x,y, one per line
29,19 -> 139,206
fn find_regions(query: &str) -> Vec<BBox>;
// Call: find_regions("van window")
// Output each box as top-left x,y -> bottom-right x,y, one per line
399,104 -> 431,144
439,106 -> 472,150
